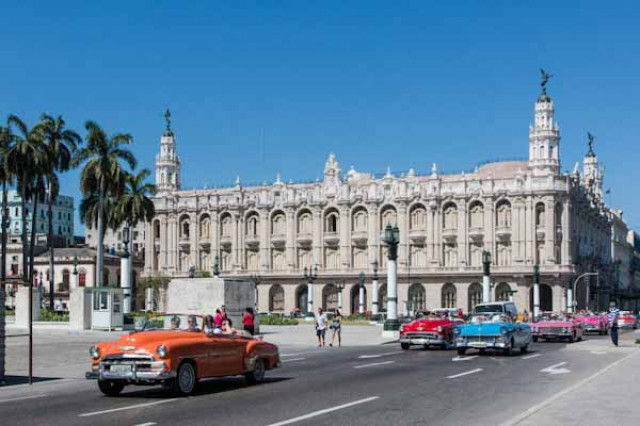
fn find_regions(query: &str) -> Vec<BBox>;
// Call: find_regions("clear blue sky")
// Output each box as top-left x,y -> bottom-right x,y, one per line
2,1 -> 640,233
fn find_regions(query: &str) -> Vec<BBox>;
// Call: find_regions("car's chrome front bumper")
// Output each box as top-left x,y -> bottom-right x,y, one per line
399,335 -> 446,346
86,360 -> 174,381
455,338 -> 509,349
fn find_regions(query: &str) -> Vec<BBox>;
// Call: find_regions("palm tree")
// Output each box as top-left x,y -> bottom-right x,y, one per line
0,123 -> 14,284
5,115 -> 44,286
76,121 -> 136,287
38,115 -> 81,308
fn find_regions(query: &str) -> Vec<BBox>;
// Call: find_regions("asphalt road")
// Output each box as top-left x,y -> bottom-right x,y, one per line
0,332 -> 634,426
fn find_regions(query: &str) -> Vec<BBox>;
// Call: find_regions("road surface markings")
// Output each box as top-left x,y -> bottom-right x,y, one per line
522,354 -> 542,360
133,423 -> 157,426
590,351 -> 607,355
540,362 -> 570,375
284,358 -> 306,362
265,396 -> 380,426
78,400 -> 177,417
354,361 -> 395,369
281,352 -> 313,357
447,368 -> 483,379
452,355 -> 478,362
501,350 -> 637,426
0,394 -> 47,404
358,351 -> 401,359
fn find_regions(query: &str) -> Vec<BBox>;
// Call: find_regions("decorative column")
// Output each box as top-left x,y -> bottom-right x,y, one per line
383,223 -> 400,337
397,204 -> 408,269
367,205 -> 378,265
358,272 -> 365,314
304,265 -> 318,314
567,285 -> 574,313
312,209 -> 322,268
545,199 -> 555,263
482,250 -> 491,303
259,209 -> 269,271
339,206 -> 350,270
336,283 -> 345,311
121,221 -> 132,314
286,208 -> 295,270
458,202 -> 468,266
533,264 -> 540,319
371,260 -> 379,315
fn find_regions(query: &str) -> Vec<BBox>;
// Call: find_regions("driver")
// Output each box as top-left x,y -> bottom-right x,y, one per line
170,315 -> 181,330
187,315 -> 200,332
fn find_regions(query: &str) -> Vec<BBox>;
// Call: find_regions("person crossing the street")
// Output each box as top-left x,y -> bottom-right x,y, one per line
315,307 -> 327,347
608,301 -> 620,346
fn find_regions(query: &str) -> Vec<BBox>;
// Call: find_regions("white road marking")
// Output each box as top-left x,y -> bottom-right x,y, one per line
281,352 -> 313,357
590,351 -> 607,355
452,355 -> 478,362
358,351 -> 400,359
522,354 -> 542,360
354,361 -> 395,369
540,362 -> 570,375
501,350 -> 637,426
447,368 -> 483,379
284,358 -> 306,362
265,396 -> 379,426
78,399 -> 177,417
133,423 -> 157,426
0,394 -> 47,404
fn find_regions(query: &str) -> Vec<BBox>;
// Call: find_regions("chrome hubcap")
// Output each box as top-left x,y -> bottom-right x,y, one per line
179,364 -> 195,393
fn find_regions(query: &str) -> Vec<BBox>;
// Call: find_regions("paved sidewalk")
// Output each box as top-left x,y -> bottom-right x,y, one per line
260,323 -> 393,347
505,330 -> 640,426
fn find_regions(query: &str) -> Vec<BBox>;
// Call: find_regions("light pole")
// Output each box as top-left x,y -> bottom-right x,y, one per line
250,274 -> 261,311
570,272 -> 599,313
213,255 -> 220,278
121,220 -> 132,314
533,264 -> 540,319
383,223 -> 400,336
303,265 -> 318,314
358,272 -> 365,315
482,250 -> 491,303
371,260 -> 379,316
335,282 -> 345,311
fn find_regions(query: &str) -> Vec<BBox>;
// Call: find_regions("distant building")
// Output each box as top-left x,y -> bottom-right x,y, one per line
85,222 -> 146,261
1,190 -> 74,248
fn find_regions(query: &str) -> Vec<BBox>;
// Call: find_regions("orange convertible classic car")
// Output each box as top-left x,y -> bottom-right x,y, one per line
86,314 -> 280,396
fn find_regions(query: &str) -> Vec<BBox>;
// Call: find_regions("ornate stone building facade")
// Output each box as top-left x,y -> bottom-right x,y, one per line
143,84 -> 636,315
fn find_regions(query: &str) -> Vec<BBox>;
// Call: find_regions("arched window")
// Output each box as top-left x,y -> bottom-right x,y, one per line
496,200 -> 512,228
410,204 -> 427,230
220,213 -> 233,237
60,269 -> 70,292
443,202 -> 458,230
296,284 -> 309,313
199,215 -> 210,239
246,213 -> 259,236
269,285 -> 285,312
271,211 -> 286,235
322,284 -> 339,311
495,282 -> 511,302
408,283 -> 425,311
78,269 -> 86,287
180,216 -> 190,239
468,283 -> 483,312
535,203 -> 545,228
297,210 -> 312,234
380,206 -> 397,230
469,201 -> 484,229
324,209 -> 339,233
442,283 -> 457,309
153,220 -> 160,239
350,285 -> 367,314
352,207 -> 368,232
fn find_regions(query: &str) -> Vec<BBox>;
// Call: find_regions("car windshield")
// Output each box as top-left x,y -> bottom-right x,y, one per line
415,311 -> 445,320
137,314 -> 204,331
469,313 -> 510,324
474,304 -> 505,314
540,313 -> 567,321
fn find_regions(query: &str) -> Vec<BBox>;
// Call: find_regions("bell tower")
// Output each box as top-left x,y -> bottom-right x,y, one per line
528,69 -> 561,176
155,109 -> 181,193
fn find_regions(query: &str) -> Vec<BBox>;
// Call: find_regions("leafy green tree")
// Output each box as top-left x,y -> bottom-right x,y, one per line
0,123 -> 14,283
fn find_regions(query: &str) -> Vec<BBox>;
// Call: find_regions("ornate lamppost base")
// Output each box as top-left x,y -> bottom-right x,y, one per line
382,318 -> 401,338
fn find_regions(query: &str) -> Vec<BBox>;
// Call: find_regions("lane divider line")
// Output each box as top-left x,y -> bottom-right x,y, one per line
265,396 -> 380,426
501,350 -> 638,426
0,394 -> 48,404
522,354 -> 542,360
447,368 -> 483,379
284,358 -> 306,362
78,399 -> 178,417
358,351 -> 400,359
133,423 -> 157,426
354,361 -> 395,369
452,355 -> 478,362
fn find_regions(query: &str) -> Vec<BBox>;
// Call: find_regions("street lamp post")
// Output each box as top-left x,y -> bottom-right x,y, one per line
533,264 -> 540,319
121,220 -> 132,314
371,261 -> 379,316
482,250 -> 491,303
383,223 -> 400,336
570,272 -> 599,313
335,282 -> 345,311
250,274 -> 261,311
303,265 -> 318,314
358,272 -> 365,315
213,255 -> 220,278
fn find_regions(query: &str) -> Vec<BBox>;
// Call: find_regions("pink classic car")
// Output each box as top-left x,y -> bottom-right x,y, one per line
530,312 -> 584,343
575,313 -> 608,335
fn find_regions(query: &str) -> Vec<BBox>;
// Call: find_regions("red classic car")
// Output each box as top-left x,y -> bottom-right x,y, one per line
617,311 -> 638,329
86,313 -> 280,396
529,312 -> 584,343
400,310 -> 464,350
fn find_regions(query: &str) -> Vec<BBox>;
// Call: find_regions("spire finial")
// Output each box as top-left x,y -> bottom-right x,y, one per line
586,132 -> 596,157
164,108 -> 171,131
540,68 -> 553,93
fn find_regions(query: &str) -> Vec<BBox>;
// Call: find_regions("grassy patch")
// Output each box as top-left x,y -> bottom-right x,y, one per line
39,309 -> 69,322
259,315 -> 299,326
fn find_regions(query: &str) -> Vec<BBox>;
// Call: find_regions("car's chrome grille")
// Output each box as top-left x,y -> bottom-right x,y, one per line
405,332 -> 439,339
466,335 -> 501,343
540,327 -> 564,334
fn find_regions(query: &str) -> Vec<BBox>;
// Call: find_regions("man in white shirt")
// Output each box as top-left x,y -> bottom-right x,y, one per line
316,308 -> 327,347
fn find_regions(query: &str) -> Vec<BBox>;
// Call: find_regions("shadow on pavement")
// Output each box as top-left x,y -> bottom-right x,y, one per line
0,375 -> 62,386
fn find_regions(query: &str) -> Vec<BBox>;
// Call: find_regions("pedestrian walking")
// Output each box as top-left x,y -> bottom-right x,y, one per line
329,308 -> 342,347
608,302 -> 620,346
243,307 -> 255,335
316,307 -> 327,347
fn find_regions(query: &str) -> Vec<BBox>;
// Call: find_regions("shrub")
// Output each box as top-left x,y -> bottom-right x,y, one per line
39,308 -> 69,322
259,315 -> 298,325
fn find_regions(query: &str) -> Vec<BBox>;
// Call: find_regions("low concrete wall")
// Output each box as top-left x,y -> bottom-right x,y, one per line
15,287 -> 42,328
164,278 -> 257,332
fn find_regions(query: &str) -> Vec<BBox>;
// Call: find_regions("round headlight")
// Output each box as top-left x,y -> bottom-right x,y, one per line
453,327 -> 461,335
500,327 -> 508,335
437,326 -> 443,332
157,344 -> 168,359
90,345 -> 100,360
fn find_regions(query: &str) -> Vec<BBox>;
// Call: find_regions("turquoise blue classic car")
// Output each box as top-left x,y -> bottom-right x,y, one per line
453,312 -> 532,356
